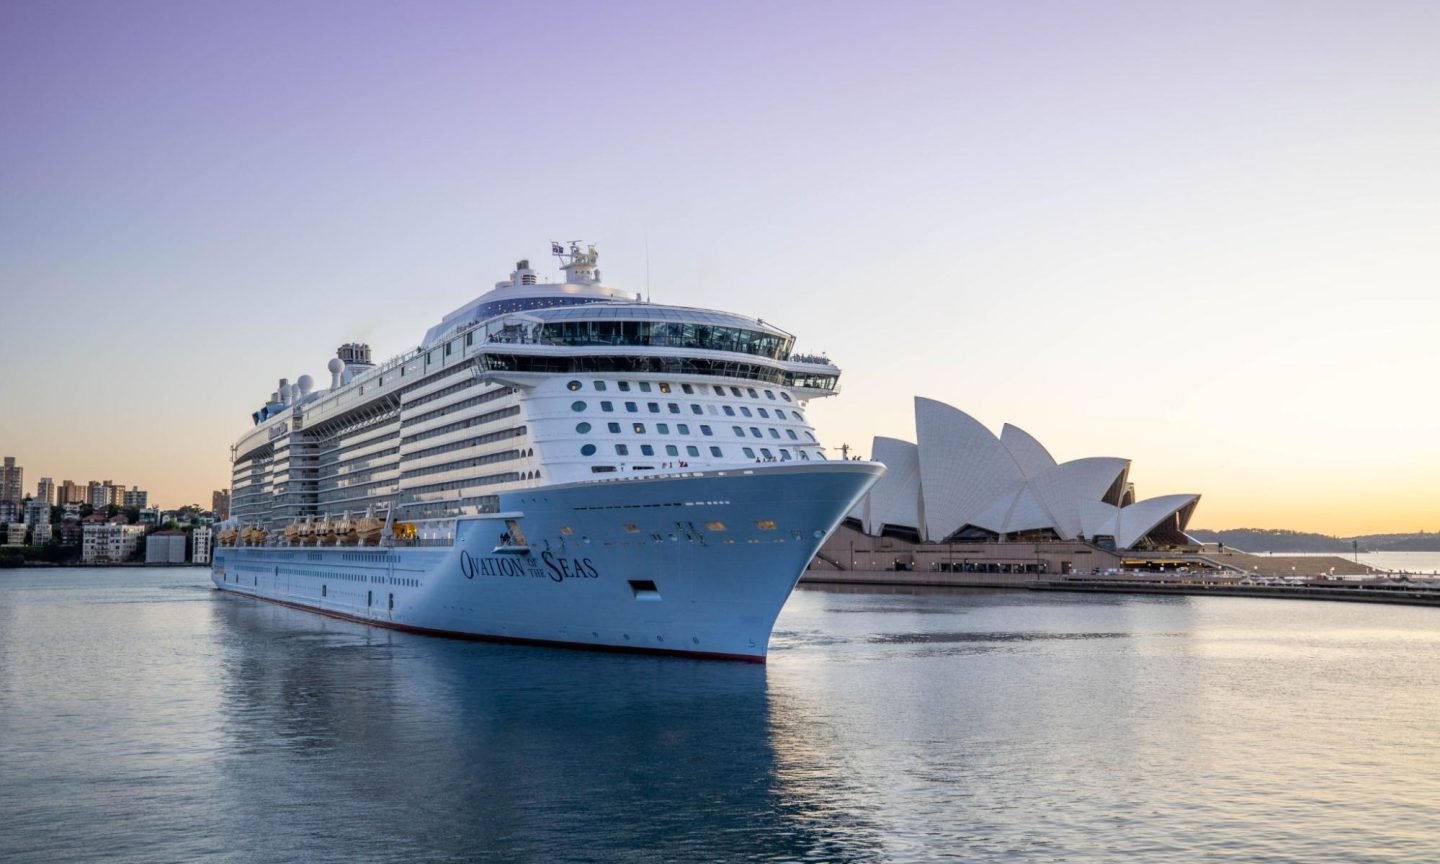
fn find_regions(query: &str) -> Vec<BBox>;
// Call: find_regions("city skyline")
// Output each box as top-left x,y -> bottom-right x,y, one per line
3,1 -> 1437,536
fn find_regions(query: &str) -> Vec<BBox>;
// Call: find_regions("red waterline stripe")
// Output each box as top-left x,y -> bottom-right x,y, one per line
214,585 -> 767,663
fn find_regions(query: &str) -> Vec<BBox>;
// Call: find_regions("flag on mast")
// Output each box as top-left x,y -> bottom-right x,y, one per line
551,241 -> 564,255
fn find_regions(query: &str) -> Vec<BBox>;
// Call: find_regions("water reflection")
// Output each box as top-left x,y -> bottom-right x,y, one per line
211,595 -> 882,863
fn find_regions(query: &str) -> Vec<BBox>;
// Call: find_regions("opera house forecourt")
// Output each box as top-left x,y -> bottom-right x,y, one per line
809,397 -> 1204,581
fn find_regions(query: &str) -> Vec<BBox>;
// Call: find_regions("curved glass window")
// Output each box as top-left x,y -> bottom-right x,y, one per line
537,320 -> 792,361
567,380 -> 582,391
571,400 -> 587,412
576,422 -> 592,434
781,392 -> 792,402
786,429 -> 798,440
580,444 -> 597,456
765,390 -> 776,400
747,388 -> 758,398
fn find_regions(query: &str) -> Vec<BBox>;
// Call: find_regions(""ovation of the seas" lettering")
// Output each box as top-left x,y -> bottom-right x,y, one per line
459,549 -> 601,583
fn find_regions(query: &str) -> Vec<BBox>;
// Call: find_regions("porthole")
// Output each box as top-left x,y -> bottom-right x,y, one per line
576,422 -> 592,434
571,400 -> 587,412
581,444 -> 597,456
567,380 -> 582,391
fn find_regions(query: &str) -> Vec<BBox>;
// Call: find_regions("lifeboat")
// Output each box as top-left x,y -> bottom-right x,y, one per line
283,521 -> 302,545
296,517 -> 316,545
242,526 -> 268,546
218,527 -> 238,547
334,512 -> 357,545
314,519 -> 336,545
354,514 -> 384,546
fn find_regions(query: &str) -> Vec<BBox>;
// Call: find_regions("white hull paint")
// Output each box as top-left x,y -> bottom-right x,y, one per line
214,462 -> 881,660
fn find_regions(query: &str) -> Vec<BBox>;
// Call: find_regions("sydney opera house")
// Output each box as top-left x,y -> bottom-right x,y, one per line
817,398 -> 1201,576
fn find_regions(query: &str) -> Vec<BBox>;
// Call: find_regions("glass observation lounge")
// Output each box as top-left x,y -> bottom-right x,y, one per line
471,306 -> 798,361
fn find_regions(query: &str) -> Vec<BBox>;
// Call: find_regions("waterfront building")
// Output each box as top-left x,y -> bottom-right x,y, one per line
847,397 -> 1199,550
61,502 -> 82,519
58,518 -> 83,546
30,523 -> 52,545
138,507 -> 160,526
145,531 -> 187,564
193,525 -> 212,565
4,523 -> 25,546
211,489 -> 230,521
0,501 -> 16,524
82,521 -> 146,564
0,457 -> 22,505
123,489 -> 148,508
24,498 -> 50,527
36,477 -> 56,506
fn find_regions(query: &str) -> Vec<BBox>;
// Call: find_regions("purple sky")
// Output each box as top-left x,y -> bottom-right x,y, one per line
3,1 -> 1438,532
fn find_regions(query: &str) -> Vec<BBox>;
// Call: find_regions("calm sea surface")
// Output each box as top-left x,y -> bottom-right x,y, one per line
2,568 -> 1438,863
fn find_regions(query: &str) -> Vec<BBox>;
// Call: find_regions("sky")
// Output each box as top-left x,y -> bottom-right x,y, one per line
1,0 -> 1437,535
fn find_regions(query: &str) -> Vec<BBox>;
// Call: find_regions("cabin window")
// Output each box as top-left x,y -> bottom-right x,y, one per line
750,427 -> 762,438
686,445 -> 699,457
700,425 -> 713,436
601,401 -> 614,412
709,446 -> 723,457
640,445 -> 655,456
765,390 -> 775,400
723,406 -> 735,416
567,380 -> 582,391
625,402 -> 638,412
681,384 -> 694,394
732,426 -> 744,437
576,422 -> 591,434
593,381 -> 607,391
615,444 -> 629,456
760,448 -> 773,459
658,382 -> 671,393
656,423 -> 669,434
633,423 -> 646,434
647,402 -> 660,413
740,407 -> 752,417
618,381 -> 631,391
676,424 -> 689,435
638,382 -> 652,393
743,447 -> 755,459
607,422 -> 621,433
581,444 -> 597,456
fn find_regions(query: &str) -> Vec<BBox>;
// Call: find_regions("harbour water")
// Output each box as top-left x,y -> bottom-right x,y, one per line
3,568 -> 1438,863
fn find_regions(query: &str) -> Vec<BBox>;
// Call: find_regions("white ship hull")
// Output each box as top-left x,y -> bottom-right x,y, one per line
213,462 -> 881,661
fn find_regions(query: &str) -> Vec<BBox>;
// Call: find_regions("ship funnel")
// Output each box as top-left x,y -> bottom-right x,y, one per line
278,378 -> 290,406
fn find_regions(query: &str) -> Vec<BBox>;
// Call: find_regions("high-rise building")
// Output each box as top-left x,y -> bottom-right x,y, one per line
88,481 -> 109,510
58,480 -> 83,505
123,489 -> 148,508
212,489 -> 231,521
105,482 -> 125,507
36,477 -> 56,506
0,457 -> 22,505
193,525 -> 212,565
24,498 -> 50,527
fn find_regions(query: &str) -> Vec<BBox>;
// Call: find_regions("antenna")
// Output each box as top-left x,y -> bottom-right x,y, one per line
645,234 -> 651,303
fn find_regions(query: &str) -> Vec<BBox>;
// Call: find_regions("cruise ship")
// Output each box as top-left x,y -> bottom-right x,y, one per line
212,243 -> 882,660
